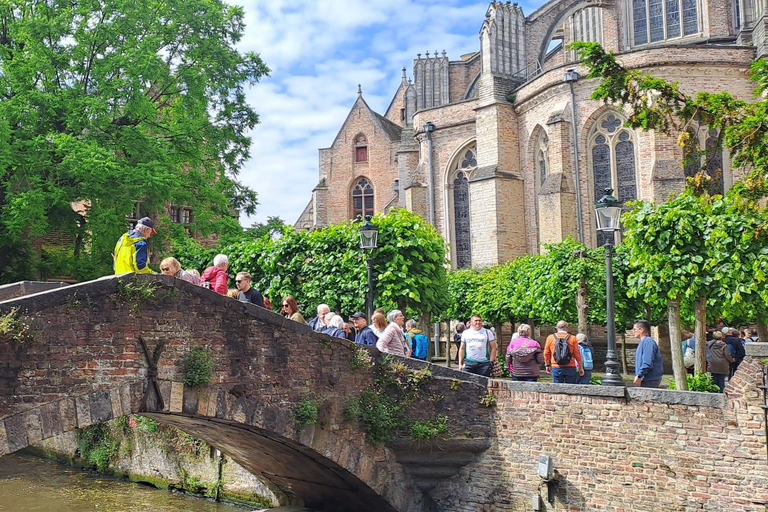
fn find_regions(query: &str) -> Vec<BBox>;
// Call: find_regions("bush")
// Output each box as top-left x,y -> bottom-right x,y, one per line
180,346 -> 215,387
410,415 -> 449,441
667,373 -> 720,393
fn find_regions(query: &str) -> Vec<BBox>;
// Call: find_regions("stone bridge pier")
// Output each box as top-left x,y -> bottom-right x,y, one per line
1,274 -> 768,511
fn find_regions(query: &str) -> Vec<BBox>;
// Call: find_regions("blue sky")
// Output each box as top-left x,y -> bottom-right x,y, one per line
234,0 -> 541,226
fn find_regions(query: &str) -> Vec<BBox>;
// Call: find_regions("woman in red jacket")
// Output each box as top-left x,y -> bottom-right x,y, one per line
201,254 -> 229,295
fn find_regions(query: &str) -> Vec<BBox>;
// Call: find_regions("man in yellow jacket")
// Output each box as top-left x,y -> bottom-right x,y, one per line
113,217 -> 157,274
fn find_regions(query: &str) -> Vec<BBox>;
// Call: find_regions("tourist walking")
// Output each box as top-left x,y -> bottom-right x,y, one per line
505,323 -> 543,381
576,333 -> 594,385
459,315 -> 497,377
376,310 -> 408,356
453,323 -> 465,364
707,331 -> 734,393
201,254 -> 229,295
370,311 -> 387,338
113,217 -> 157,274
350,312 -> 377,347
404,320 -> 429,360
633,319 -> 664,388
323,314 -> 348,339
280,296 -> 306,324
723,327 -> 745,378
543,321 -> 583,384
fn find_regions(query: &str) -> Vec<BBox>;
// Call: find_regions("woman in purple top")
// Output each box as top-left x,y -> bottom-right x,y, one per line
505,323 -> 544,382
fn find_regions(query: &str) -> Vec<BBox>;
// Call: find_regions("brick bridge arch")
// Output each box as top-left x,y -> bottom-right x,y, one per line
0,274 -> 493,512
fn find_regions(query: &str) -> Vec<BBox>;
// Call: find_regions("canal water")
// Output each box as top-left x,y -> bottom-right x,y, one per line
0,452 -> 250,511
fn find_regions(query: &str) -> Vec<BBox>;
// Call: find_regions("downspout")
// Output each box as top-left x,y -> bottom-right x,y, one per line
423,121 -> 440,358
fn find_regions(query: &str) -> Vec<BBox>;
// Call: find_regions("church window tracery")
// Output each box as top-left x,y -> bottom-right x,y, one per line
351,177 -> 374,219
589,112 -> 637,247
450,145 -> 476,269
632,0 -> 699,46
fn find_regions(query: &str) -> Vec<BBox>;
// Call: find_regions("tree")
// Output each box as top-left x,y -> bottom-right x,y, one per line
0,0 -> 269,282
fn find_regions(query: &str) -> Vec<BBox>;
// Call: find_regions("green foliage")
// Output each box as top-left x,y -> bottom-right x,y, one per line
479,392 -> 496,408
76,423 -> 120,472
133,415 -> 159,433
0,0 -> 269,283
180,346 -> 215,387
0,307 -> 34,344
174,209 -> 448,318
293,395 -> 320,430
667,372 -> 720,393
409,415 -> 449,441
349,345 -> 374,370
589,375 -> 603,385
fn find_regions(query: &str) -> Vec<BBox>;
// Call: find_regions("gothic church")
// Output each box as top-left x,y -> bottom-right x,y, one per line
296,0 -> 766,268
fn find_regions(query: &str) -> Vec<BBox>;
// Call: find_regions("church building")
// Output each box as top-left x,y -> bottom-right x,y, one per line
296,0 -> 765,268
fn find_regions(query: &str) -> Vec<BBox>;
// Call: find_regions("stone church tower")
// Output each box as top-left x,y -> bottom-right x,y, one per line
297,0 -> 764,269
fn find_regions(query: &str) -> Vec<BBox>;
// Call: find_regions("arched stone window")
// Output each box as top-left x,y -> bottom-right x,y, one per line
571,7 -> 604,45
589,112 -> 637,246
683,126 -> 726,195
632,0 -> 699,46
450,146 -> 477,269
535,132 -> 549,188
354,134 -> 368,163
351,177 -> 374,219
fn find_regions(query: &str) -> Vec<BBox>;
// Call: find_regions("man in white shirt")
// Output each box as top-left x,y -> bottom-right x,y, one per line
458,315 -> 497,377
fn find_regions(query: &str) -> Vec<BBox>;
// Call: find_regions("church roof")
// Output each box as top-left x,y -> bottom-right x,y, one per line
372,111 -> 402,141
329,88 -> 402,146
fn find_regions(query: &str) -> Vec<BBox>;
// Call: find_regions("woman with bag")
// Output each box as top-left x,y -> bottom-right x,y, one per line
505,324 -> 544,382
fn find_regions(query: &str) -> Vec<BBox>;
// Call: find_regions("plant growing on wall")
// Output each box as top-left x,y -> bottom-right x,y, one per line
0,307 -> 34,344
180,346 -> 215,387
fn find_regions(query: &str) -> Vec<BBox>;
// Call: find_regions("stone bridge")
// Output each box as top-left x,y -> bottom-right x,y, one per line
0,274 -> 768,512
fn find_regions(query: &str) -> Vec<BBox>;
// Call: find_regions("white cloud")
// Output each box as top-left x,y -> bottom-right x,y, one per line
232,0 -> 544,226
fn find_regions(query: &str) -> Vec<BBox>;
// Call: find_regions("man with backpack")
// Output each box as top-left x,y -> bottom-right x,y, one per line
404,319 -> 429,361
543,321 -> 584,384
576,333 -> 594,384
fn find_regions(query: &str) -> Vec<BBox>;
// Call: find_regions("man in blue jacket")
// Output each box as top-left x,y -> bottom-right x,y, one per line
633,319 -> 664,388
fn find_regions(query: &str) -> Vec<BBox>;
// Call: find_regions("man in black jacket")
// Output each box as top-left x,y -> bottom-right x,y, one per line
235,272 -> 264,308
723,327 -> 745,379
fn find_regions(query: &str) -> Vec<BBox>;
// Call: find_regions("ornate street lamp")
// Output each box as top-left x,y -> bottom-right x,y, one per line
359,215 -> 378,320
595,188 -> 625,387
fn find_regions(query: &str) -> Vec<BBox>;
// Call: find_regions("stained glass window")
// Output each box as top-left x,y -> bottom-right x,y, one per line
352,177 -> 374,219
538,149 -> 547,186
590,115 -> 637,247
706,130 -> 724,195
454,171 -> 471,269
633,0 -> 699,45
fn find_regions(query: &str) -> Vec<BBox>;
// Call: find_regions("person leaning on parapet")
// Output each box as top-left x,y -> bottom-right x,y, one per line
235,271 -> 264,307
201,254 -> 229,295
377,310 -> 408,357
308,304 -> 330,332
350,312 -> 377,347
280,296 -> 307,324
633,319 -> 664,388
113,217 -> 157,274
160,257 -> 200,285
543,321 -> 583,384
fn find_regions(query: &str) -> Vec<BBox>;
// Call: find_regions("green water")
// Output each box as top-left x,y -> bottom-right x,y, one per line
0,452 -> 249,512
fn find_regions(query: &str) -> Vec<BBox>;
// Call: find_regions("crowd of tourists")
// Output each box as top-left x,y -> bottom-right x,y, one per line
113,218 -> 757,390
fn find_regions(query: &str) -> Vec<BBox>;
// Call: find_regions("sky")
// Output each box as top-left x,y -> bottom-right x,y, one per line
233,0 -> 541,227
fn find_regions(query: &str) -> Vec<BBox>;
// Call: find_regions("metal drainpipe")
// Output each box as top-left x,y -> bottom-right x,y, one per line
565,70 -> 584,244
423,122 -> 440,358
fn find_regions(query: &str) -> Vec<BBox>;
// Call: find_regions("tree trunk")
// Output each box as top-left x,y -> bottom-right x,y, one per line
694,292 -> 707,374
620,332 -> 628,375
757,317 -> 768,344
577,275 -> 588,334
668,298 -> 688,390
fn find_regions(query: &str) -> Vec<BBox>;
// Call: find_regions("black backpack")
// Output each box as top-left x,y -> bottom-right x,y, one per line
553,334 -> 572,365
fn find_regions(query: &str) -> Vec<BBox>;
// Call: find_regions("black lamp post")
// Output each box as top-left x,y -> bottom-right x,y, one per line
359,215 -> 378,320
595,188 -> 625,387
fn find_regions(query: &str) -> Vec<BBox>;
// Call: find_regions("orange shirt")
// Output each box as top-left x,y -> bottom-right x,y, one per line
543,333 -> 583,369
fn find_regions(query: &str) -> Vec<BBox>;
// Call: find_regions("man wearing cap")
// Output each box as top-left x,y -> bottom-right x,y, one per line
113,217 -> 156,274
351,312 -> 377,347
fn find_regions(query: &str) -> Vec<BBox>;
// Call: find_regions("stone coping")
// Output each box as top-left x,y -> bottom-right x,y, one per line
490,379 -> 728,408
746,342 -> 768,358
0,280 -> 72,302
